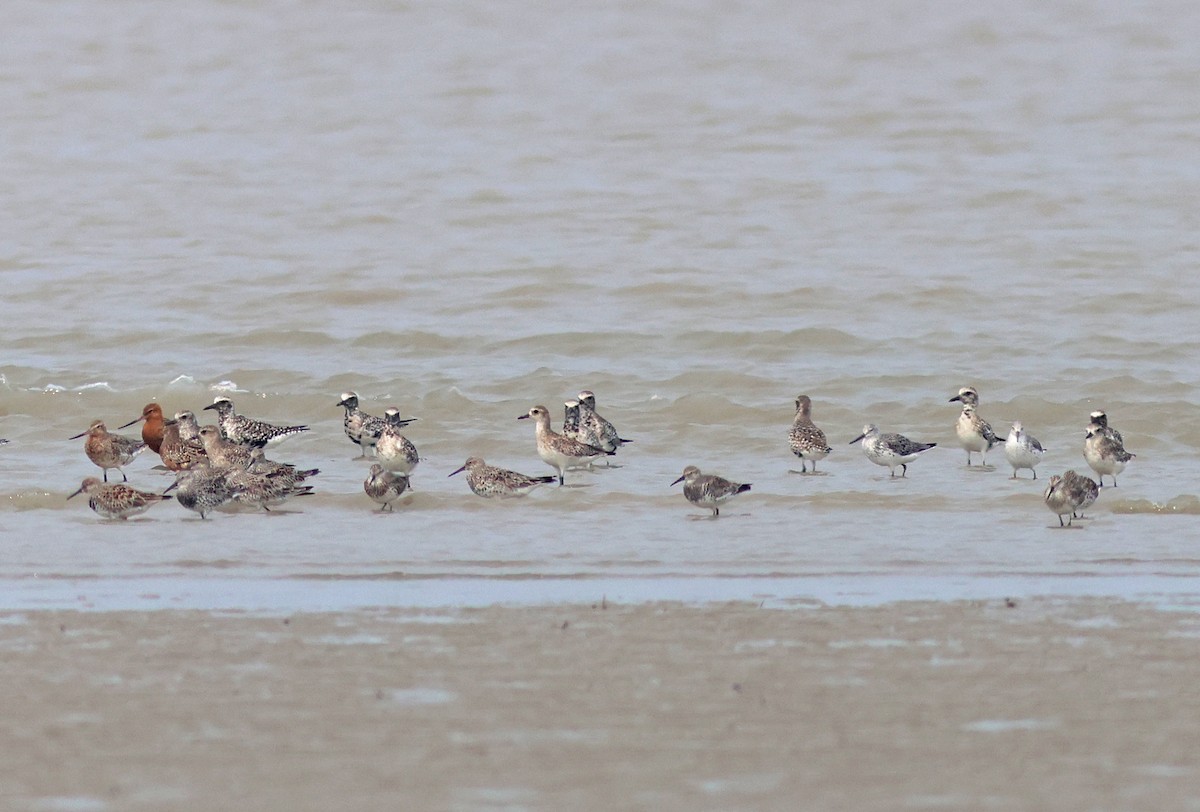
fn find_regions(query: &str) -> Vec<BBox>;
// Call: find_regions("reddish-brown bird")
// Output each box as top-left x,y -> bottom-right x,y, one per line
119,403 -> 167,454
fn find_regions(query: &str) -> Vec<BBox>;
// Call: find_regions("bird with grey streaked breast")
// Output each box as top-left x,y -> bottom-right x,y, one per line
364,464 -> 409,511
670,465 -> 751,517
449,457 -> 557,498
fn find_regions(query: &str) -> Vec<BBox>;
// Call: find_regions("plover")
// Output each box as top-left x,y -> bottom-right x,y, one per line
788,394 -> 831,473
850,424 -> 936,477
376,408 -> 419,476
69,420 -> 146,482
68,477 -> 171,520
1084,419 -> 1134,487
204,397 -> 308,447
575,390 -> 632,454
518,404 -> 614,485
949,387 -> 1003,466
174,410 -> 203,442
118,403 -> 167,454
670,465 -> 751,517
1088,410 -> 1124,444
448,457 -> 557,498
336,392 -> 413,457
364,464 -> 409,511
1004,421 -> 1045,479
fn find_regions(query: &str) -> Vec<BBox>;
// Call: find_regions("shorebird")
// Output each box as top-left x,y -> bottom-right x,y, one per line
247,448 -> 319,489
1062,469 -> 1099,519
1004,421 -> 1045,479
376,408 -> 419,476
574,390 -> 632,455
1043,474 -> 1075,526
68,477 -> 171,520
788,394 -> 832,473
449,457 -> 557,498
1088,410 -> 1124,444
336,392 -> 412,457
204,397 -> 308,447
364,464 -> 409,511
670,465 -> 751,517
197,425 -> 255,469
165,464 -> 238,519
174,410 -> 203,442
518,404 -> 614,485
1084,419 -> 1135,487
70,420 -> 146,482
118,403 -> 168,454
949,387 -> 1003,466
850,424 -> 936,477
225,467 -> 315,512
158,416 -> 207,471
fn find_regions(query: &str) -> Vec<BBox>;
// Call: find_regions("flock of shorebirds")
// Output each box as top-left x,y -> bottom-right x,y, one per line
51,386 -> 1135,525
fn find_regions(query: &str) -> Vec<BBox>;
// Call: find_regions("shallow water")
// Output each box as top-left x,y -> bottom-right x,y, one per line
3,0 -> 1199,611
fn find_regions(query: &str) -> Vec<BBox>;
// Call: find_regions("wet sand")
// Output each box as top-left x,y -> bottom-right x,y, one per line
4,598 -> 1200,811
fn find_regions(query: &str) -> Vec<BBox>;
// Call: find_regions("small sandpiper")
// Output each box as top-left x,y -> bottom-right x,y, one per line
670,465 -> 751,517
204,396 -> 308,447
1062,469 -> 1099,519
158,415 -> 207,471
68,477 -> 172,520
575,390 -> 632,455
850,424 -> 936,477
226,467 -> 315,511
364,463 -> 409,511
1004,421 -> 1045,479
118,403 -> 168,454
518,405 -> 615,485
788,394 -> 832,473
949,387 -> 1003,466
449,457 -> 557,498
70,420 -> 147,482
375,408 -> 420,476
1084,417 -> 1135,487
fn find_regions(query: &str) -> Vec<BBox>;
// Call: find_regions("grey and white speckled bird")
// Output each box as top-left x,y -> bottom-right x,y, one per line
1084,418 -> 1135,487
197,425 -> 256,469
1004,421 -> 1045,480
69,420 -> 146,482
1062,469 -> 1099,519
165,463 -> 238,519
518,404 -> 614,485
670,465 -> 751,517
376,408 -> 419,476
449,457 -> 557,498
68,477 -> 171,520
203,396 -> 308,447
226,467 -> 314,511
850,424 -> 937,478
788,394 -> 832,473
364,463 -> 409,511
562,400 -> 582,440
949,387 -> 1003,466
174,410 -> 202,442
575,390 -> 631,454
247,447 -> 319,488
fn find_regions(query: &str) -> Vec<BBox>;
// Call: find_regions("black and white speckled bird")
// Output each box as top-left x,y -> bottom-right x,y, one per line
203,396 -> 308,447
376,408 -> 419,476
574,390 -> 632,454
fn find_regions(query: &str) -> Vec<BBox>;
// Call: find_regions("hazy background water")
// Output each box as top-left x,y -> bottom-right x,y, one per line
2,0 -> 1199,610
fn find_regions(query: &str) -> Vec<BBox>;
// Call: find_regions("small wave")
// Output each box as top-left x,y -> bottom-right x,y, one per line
210,381 -> 246,392
1111,496 -> 1200,515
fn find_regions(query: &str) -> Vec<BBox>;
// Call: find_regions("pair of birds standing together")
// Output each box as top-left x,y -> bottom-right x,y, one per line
69,398 -> 316,519
337,392 -> 421,511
